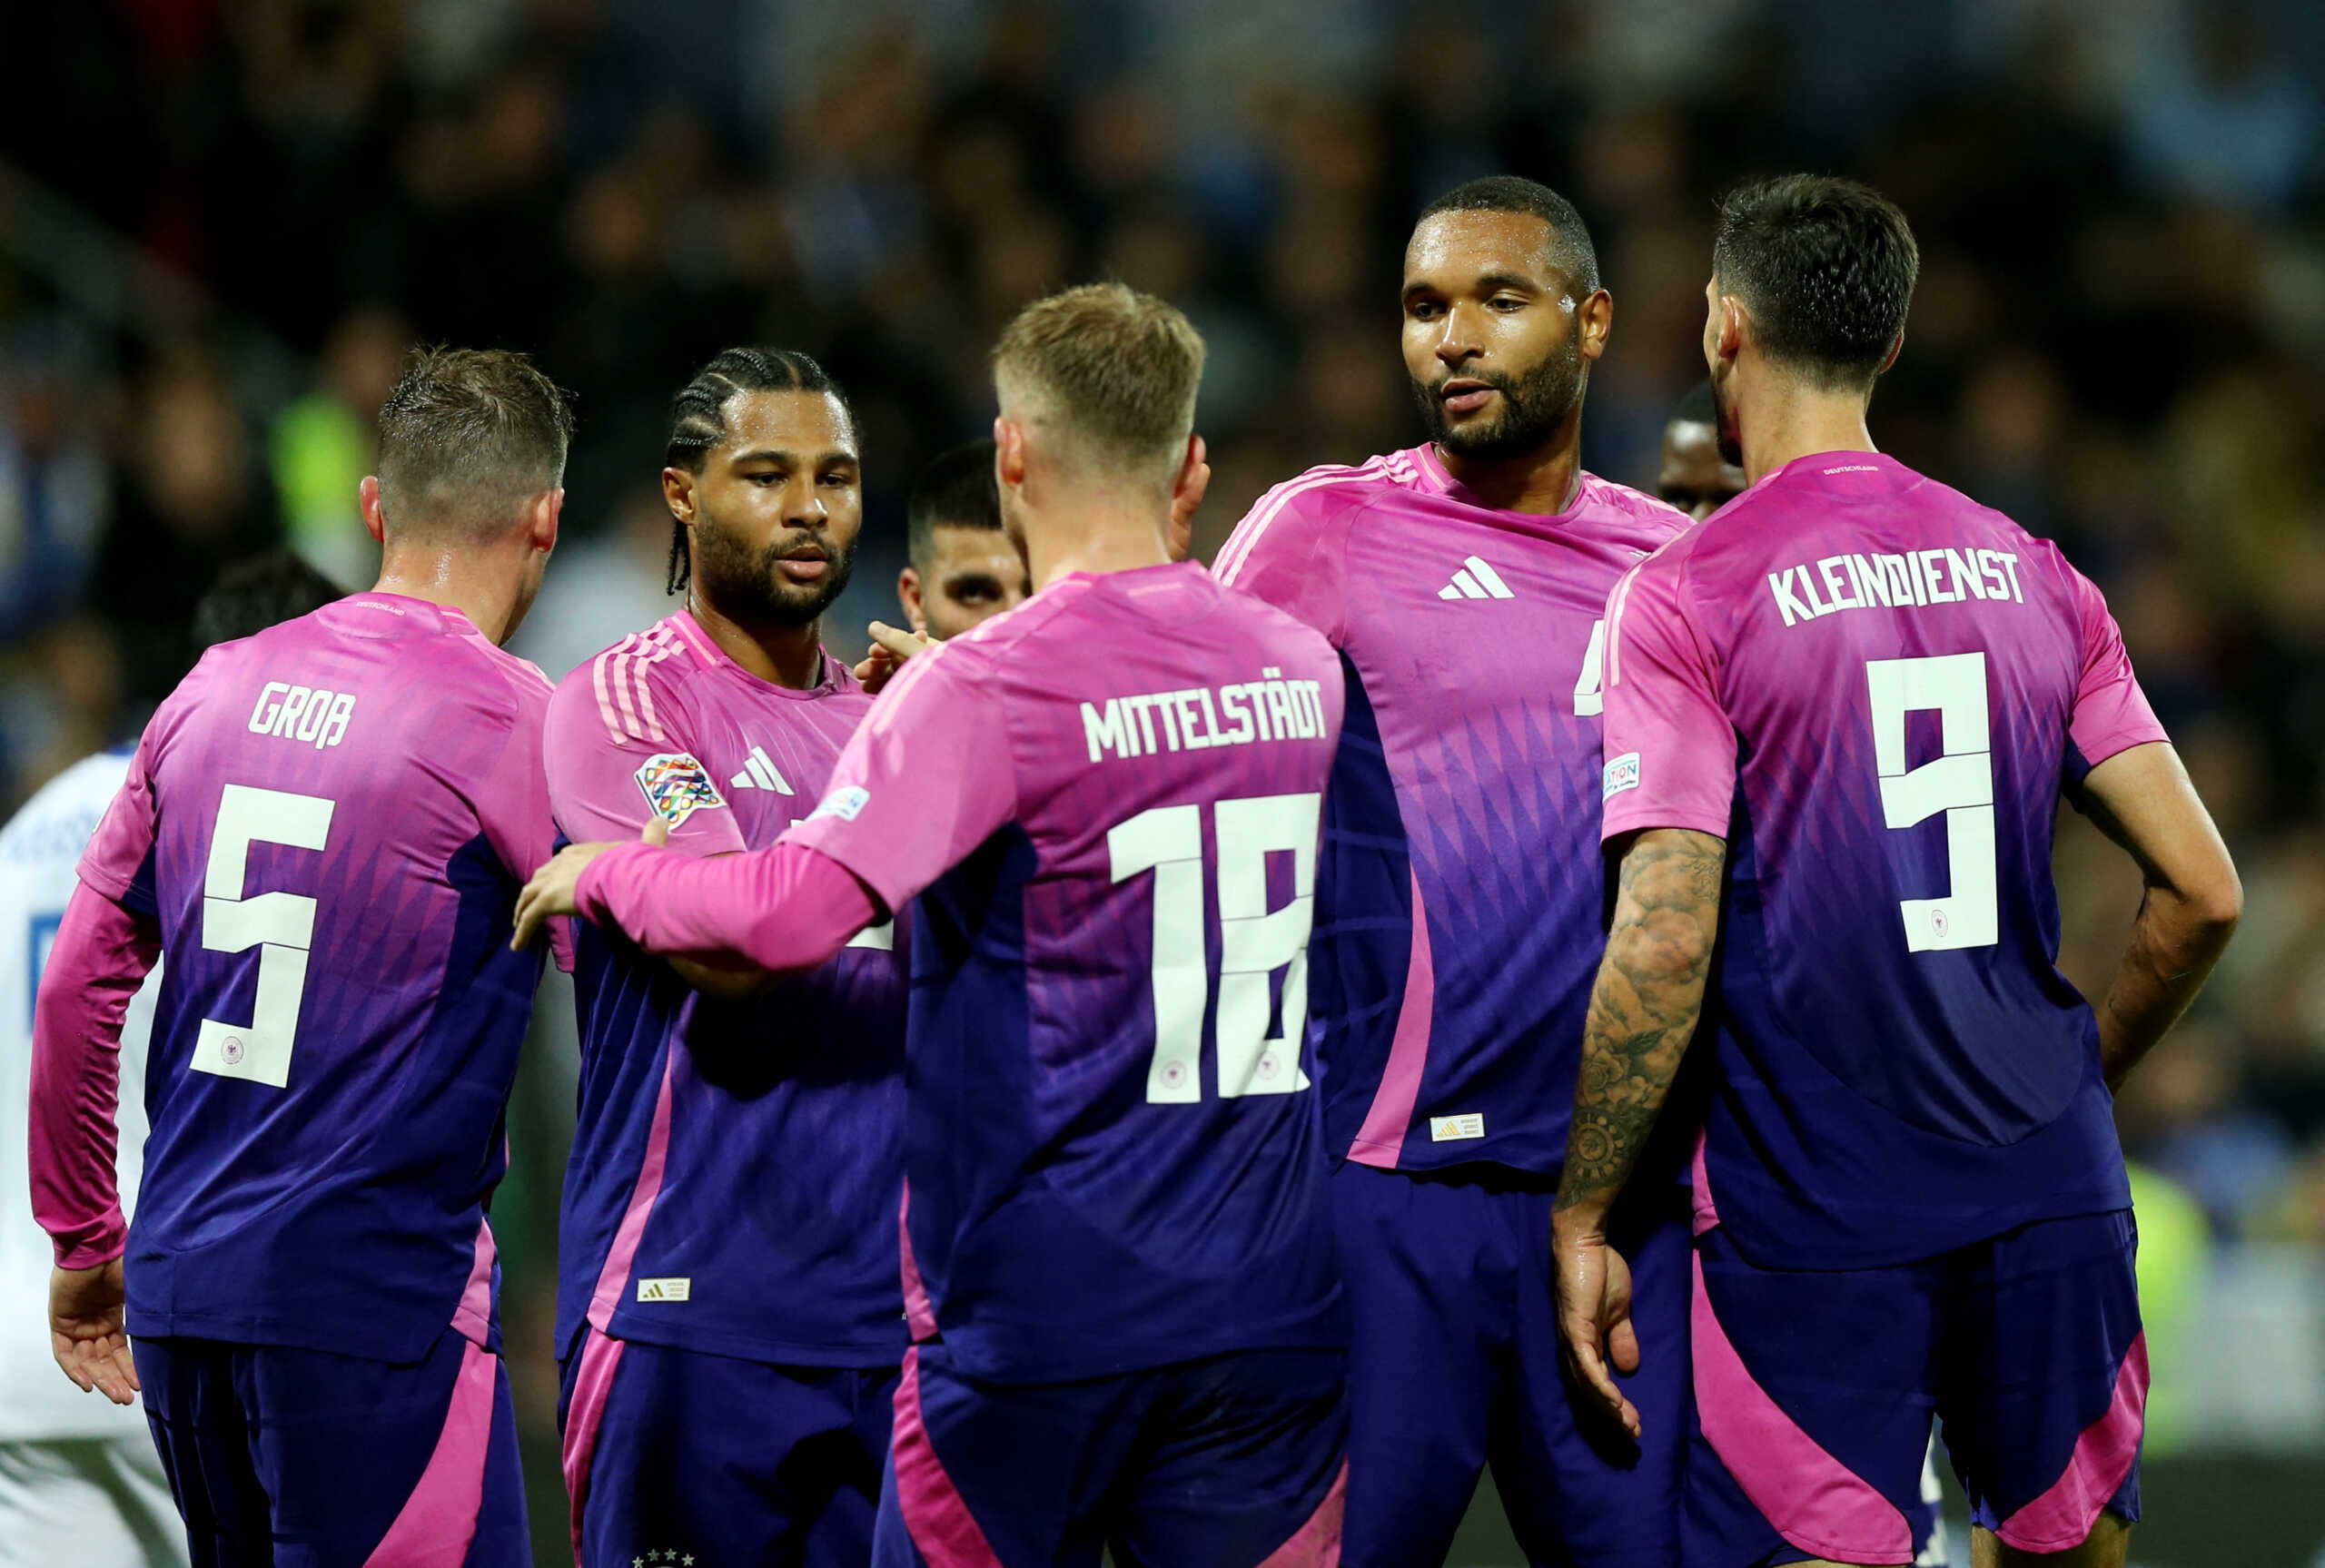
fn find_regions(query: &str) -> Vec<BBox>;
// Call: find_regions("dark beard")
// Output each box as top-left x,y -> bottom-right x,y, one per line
1411,337 -> 1585,461
1710,371 -> 1745,468
692,517 -> 856,627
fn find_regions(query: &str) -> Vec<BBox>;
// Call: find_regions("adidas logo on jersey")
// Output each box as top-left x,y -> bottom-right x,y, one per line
1438,556 -> 1515,600
728,746 -> 794,795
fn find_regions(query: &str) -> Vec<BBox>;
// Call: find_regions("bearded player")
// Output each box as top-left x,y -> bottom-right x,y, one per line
547,348 -> 907,1568
1556,174 -> 2238,1568
1212,176 -> 1692,1568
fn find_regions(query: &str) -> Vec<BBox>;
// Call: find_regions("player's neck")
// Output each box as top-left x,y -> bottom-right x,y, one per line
1736,378 -> 1879,485
371,552 -> 525,646
686,595 -> 826,690
1433,427 -> 1583,516
1023,499 -> 1172,592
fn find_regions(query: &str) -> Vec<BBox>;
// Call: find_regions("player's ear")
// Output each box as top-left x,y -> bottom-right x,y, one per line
993,416 -> 1028,493
1578,288 -> 1614,362
1715,293 -> 1747,367
897,566 -> 925,631
661,467 -> 697,526
1876,330 -> 1905,378
359,475 -> 388,545
532,488 -> 565,554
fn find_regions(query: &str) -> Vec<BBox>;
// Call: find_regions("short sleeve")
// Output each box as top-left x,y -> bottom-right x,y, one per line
1212,475 -> 1355,646
79,725 -> 162,915
2063,564 -> 2168,777
544,667 -> 747,854
784,643 -> 1016,914
1599,559 -> 1737,841
470,680 -> 577,971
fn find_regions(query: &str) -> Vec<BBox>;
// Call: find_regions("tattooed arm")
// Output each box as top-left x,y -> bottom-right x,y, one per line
1550,825 -> 1726,1436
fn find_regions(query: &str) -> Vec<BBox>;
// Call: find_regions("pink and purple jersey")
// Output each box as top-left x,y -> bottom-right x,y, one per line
1601,451 -> 2167,1267
1214,446 -> 1687,1176
546,613 -> 906,1366
780,562 -> 1347,1384
74,593 -> 558,1360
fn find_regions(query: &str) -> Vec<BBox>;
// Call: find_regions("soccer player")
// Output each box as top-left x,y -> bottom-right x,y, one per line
513,283 -> 1350,1567
1657,380 -> 1748,522
1,552 -> 338,1568
1212,175 -> 1692,1568
1553,175 -> 2240,1568
549,347 -> 907,1568
897,439 -> 1028,639
31,348 -> 574,1565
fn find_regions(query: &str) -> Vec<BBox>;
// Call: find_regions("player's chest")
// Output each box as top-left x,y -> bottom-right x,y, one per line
688,701 -> 861,848
1341,518 -> 1645,726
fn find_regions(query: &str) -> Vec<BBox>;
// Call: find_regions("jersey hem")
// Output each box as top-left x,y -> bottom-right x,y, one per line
594,1315 -> 908,1372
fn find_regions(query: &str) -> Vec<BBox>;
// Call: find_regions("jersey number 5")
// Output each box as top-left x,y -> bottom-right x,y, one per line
193,784 -> 333,1087
1108,793 -> 1321,1105
1867,652 -> 1997,952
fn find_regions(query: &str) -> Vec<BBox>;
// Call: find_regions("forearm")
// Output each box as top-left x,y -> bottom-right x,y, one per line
1554,829 -> 1726,1227
29,883 -> 159,1267
579,839 -> 877,975
2097,885 -> 2237,1089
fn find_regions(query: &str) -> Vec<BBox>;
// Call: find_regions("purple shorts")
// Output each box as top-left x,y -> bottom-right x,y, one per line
559,1326 -> 897,1568
874,1341 -> 1346,1568
1687,1208 -> 2144,1566
1331,1162 -> 1691,1568
134,1326 -> 527,1566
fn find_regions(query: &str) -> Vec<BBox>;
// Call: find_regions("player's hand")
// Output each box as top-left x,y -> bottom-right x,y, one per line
1551,1211 -> 1642,1438
853,620 -> 935,695
511,817 -> 668,951
50,1260 -> 138,1405
1166,434 -> 1211,563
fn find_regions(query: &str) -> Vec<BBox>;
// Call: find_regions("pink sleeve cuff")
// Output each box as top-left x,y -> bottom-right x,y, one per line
30,883 -> 156,1268
577,840 -> 879,975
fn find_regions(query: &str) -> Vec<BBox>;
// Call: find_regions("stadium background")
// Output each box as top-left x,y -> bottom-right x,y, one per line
3,1 -> 2321,1562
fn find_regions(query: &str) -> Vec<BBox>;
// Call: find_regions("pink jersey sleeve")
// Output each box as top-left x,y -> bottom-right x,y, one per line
1600,557 -> 1737,840
1212,472 -> 1355,644
77,723 -> 162,911
470,677 -> 577,971
29,881 -> 161,1267
577,839 -> 879,973
783,641 -> 1018,915
2063,564 -> 2168,770
544,667 -> 747,853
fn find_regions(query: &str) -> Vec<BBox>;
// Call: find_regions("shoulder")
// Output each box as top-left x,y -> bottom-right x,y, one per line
1214,454 -> 1410,583
1579,473 -> 1693,544
553,620 -> 698,746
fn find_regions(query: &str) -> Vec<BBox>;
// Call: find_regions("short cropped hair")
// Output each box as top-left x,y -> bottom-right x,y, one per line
1416,176 -> 1600,295
1712,175 -> 1919,390
192,550 -> 344,650
991,283 -> 1205,489
376,346 -> 574,536
907,439 -> 1003,568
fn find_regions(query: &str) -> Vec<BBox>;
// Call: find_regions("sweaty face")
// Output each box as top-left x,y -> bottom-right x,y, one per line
686,390 -> 862,628
1657,420 -> 1748,522
907,523 -> 1029,640
1402,210 -> 1593,461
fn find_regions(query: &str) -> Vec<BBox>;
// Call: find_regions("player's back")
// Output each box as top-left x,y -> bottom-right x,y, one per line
864,564 -> 1346,1383
80,591 -> 555,1359
1607,453 -> 2157,1267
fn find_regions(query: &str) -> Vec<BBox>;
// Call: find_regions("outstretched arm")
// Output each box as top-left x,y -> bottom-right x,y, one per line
2070,742 -> 2240,1088
514,820 -> 879,979
1551,826 -> 1726,1436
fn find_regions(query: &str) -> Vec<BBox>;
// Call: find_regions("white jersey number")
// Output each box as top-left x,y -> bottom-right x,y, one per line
1866,652 -> 1998,952
1108,792 -> 1321,1104
1574,618 -> 1608,716
193,784 -> 333,1087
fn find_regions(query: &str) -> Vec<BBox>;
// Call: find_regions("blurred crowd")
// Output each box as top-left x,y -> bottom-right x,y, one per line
4,0 -> 2322,1455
